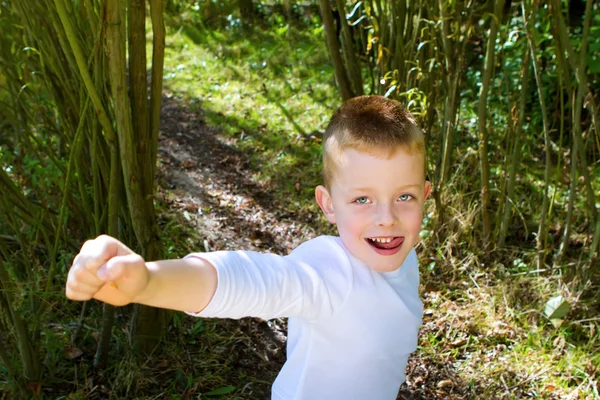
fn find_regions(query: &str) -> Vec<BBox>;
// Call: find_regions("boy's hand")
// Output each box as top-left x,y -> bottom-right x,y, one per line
66,235 -> 149,306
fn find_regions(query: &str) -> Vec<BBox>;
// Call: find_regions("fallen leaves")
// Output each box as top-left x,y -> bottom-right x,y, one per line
436,379 -> 454,390
64,346 -> 83,360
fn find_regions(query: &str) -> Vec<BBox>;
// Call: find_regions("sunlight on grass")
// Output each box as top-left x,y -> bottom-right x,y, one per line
155,22 -> 337,214
419,281 -> 599,398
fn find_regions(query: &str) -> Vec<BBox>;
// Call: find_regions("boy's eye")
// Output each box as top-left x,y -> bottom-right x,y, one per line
354,197 -> 371,204
398,194 -> 413,202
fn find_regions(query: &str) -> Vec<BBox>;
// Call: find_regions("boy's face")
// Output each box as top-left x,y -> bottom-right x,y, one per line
316,146 -> 431,273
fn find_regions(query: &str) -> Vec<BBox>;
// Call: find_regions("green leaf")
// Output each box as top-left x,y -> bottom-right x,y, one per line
384,85 -> 396,98
204,386 -> 236,396
588,42 -> 600,54
544,296 -> 570,320
587,56 -> 600,74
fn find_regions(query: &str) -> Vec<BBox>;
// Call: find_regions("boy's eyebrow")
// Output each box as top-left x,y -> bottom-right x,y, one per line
348,183 -> 423,192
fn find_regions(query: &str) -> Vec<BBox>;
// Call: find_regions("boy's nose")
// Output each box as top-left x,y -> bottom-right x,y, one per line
375,204 -> 398,227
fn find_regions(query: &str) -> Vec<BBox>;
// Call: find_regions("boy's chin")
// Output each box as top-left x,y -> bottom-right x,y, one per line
365,250 -> 411,273
368,262 -> 404,273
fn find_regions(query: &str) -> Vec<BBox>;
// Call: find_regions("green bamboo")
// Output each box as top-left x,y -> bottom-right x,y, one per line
94,143 -> 120,369
572,0 -> 597,228
46,100 -> 90,294
318,0 -> 353,101
149,0 -> 166,184
498,49 -> 531,248
0,332 -> 16,381
53,0 -> 116,144
552,0 -> 597,257
477,0 -> 504,243
0,262 -> 40,382
590,217 -> 600,261
106,0 -> 166,353
522,1 -> 552,269
334,0 -> 363,96
128,0 -> 149,179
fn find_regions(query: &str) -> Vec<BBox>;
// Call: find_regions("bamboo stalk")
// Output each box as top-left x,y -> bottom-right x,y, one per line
552,0 -> 598,257
477,0 -> 504,243
573,0 -> 598,228
498,49 -> 530,248
0,331 -> 17,381
590,217 -> 600,261
128,0 -> 149,187
149,0 -> 165,191
94,143 -> 120,369
522,1 -> 552,269
106,0 -> 166,353
53,0 -> 116,144
46,100 -> 90,294
0,262 -> 40,382
334,0 -> 363,96
318,0 -> 353,101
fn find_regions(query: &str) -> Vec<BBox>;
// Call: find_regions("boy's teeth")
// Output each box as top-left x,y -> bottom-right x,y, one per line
372,238 -> 392,243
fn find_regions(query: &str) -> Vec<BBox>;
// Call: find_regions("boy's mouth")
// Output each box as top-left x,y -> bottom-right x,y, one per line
366,236 -> 404,255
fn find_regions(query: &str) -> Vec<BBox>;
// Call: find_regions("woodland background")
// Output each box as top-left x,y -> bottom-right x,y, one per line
0,0 -> 598,398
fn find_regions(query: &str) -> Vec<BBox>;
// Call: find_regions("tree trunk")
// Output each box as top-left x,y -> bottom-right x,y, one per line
318,0 -> 353,101
105,0 -> 166,354
334,0 -> 363,96
149,0 -> 165,184
238,0 -> 254,27
128,0 -> 149,191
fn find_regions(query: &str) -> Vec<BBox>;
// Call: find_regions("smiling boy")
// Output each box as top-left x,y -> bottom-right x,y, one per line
66,96 -> 431,400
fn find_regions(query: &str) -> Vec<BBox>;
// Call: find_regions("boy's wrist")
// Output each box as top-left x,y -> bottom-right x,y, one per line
131,261 -> 157,305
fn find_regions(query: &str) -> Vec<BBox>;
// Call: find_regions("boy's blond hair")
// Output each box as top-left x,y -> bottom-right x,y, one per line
322,96 -> 425,188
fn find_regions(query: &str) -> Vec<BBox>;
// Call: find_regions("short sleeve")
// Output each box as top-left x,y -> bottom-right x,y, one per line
184,236 -> 353,322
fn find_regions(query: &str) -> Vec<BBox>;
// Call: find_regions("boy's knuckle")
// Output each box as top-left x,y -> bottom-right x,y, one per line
66,287 -> 80,300
66,278 -> 79,292
72,268 -> 86,280
67,276 -> 90,294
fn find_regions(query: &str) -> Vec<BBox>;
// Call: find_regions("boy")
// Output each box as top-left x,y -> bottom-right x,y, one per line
66,96 -> 431,399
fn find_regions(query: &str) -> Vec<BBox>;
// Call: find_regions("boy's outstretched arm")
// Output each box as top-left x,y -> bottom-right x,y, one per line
66,235 -> 217,313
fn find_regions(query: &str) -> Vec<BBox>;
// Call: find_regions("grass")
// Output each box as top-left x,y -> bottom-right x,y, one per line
417,270 -> 599,398
154,17 -> 337,218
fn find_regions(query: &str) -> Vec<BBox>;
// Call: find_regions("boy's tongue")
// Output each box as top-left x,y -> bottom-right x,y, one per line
370,237 -> 403,249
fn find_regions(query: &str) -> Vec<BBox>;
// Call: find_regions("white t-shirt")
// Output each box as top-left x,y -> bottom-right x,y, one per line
185,235 -> 423,400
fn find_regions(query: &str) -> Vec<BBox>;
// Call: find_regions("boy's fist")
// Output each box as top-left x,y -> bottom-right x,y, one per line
66,235 -> 149,306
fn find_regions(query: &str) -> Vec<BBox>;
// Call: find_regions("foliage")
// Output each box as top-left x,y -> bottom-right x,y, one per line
0,0 -> 168,393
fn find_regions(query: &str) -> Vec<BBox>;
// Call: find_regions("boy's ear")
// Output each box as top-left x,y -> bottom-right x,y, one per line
315,185 -> 336,224
424,180 -> 432,200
